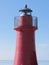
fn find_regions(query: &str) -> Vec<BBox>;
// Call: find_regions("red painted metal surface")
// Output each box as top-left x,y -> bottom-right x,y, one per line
13,15 -> 38,65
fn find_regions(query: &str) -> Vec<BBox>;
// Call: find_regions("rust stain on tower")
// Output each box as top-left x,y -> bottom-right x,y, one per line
13,5 -> 38,65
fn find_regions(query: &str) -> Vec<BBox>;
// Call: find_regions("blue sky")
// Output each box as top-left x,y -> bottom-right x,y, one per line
0,0 -> 49,61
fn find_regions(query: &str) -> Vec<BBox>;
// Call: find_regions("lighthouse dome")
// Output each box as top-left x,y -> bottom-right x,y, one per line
19,5 -> 32,16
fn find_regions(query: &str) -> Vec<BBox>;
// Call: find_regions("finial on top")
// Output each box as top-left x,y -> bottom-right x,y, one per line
25,4 -> 27,8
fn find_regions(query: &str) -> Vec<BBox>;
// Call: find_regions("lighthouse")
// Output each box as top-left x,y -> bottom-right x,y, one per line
13,5 -> 38,65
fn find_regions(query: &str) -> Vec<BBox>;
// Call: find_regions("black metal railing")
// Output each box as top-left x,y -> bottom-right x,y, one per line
14,16 -> 38,29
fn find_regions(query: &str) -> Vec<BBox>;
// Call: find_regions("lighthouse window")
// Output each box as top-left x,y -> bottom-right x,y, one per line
24,12 -> 31,16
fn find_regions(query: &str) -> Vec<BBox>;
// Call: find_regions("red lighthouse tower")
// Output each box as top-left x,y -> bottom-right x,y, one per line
14,5 -> 38,65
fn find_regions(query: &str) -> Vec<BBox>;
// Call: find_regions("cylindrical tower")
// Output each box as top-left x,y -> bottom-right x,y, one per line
13,5 -> 38,65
